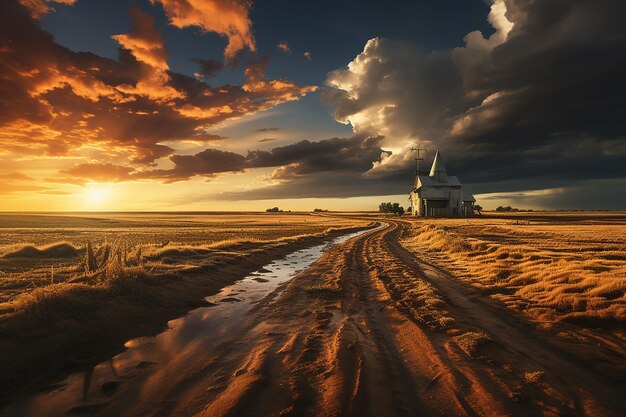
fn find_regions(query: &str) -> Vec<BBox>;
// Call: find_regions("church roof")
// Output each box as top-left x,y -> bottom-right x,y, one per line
429,150 -> 446,176
461,193 -> 476,202
412,175 -> 461,191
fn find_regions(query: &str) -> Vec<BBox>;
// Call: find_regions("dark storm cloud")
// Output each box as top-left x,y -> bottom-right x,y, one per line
0,0 -> 315,165
167,135 -> 385,182
140,149 -> 248,183
447,0 -> 626,162
64,135 -> 388,188
246,136 -> 384,174
216,171 -> 406,200
191,58 -> 224,79
322,0 -> 626,206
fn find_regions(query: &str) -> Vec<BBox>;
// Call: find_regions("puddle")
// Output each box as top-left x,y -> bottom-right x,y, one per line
2,226 -> 376,417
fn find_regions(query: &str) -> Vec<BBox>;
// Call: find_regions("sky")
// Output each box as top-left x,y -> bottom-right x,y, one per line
0,0 -> 625,211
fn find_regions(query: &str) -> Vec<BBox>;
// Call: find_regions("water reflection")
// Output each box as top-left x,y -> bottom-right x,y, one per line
1,228 -> 373,417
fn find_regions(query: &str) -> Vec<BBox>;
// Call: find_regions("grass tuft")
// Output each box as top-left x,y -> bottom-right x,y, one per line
523,370 -> 544,385
305,285 -> 343,298
452,331 -> 491,357
85,241 -> 98,272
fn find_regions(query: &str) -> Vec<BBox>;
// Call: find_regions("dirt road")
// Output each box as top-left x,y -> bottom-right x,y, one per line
13,221 -> 626,417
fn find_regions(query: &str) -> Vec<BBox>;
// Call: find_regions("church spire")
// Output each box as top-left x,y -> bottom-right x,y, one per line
429,150 -> 447,182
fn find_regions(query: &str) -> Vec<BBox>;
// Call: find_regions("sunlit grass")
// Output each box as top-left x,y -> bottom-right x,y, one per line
0,213 -> 369,308
401,216 -> 626,325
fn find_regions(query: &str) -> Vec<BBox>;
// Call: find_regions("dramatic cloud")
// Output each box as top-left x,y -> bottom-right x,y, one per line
112,8 -> 184,102
2,0 -> 624,210
151,0 -> 255,61
324,0 -> 626,198
255,127 -> 279,132
64,136 -> 387,187
0,0 -> 315,169
325,38 -> 464,149
113,9 -> 169,71
242,57 -> 317,105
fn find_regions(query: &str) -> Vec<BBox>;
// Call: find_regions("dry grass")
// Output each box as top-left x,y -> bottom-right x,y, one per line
0,213 -> 372,402
0,213 -> 366,304
6,241 -> 172,323
452,331 -> 491,357
1,241 -> 80,259
305,284 -> 344,298
523,370 -> 544,385
401,214 -> 626,325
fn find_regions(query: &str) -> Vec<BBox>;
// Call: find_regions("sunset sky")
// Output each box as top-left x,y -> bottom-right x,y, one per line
1,0 -> 625,211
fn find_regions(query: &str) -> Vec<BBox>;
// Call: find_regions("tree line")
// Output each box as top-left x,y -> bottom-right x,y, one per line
378,202 -> 405,216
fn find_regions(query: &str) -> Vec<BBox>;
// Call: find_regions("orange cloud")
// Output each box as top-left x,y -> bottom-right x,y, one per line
243,58 -> 317,106
63,163 -> 136,182
152,0 -> 255,62
0,171 -> 53,194
0,0 -> 315,183
112,9 -> 169,70
113,8 -> 185,102
18,0 -> 75,18
277,41 -> 291,54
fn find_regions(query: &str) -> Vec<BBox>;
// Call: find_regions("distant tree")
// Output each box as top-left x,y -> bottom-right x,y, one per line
495,205 -> 518,212
474,204 -> 483,215
379,202 -> 405,216
313,208 -> 328,212
266,207 -> 282,212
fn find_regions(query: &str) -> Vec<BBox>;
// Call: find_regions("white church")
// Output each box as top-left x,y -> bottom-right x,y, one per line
409,150 -> 476,217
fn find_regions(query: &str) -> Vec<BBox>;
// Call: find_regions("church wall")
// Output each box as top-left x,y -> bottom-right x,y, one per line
410,187 -> 463,217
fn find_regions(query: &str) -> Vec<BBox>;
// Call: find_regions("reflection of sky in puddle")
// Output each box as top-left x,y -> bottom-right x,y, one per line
2,228 -> 373,417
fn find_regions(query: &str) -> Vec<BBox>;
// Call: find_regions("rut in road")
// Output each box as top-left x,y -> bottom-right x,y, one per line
106,222 -> 625,417
369,222 -> 625,417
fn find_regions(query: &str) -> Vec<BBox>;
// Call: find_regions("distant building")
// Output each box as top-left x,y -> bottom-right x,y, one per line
409,150 -> 475,217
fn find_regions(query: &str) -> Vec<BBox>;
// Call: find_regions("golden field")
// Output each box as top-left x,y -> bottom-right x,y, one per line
0,212 -> 371,403
0,211 -> 624,416
401,212 -> 626,325
0,212 -> 366,303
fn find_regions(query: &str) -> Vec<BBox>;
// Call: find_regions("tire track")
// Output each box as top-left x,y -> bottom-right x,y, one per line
75,220 -> 625,417
373,220 -> 625,417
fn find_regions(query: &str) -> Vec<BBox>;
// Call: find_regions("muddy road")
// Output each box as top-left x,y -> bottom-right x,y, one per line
6,221 -> 625,417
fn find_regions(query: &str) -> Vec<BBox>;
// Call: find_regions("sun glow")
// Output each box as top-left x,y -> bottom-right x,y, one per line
83,186 -> 109,206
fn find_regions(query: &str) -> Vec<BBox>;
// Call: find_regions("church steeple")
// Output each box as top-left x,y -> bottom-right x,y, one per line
429,150 -> 447,182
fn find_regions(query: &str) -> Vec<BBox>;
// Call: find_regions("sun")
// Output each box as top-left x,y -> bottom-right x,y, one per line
83,186 -> 109,206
